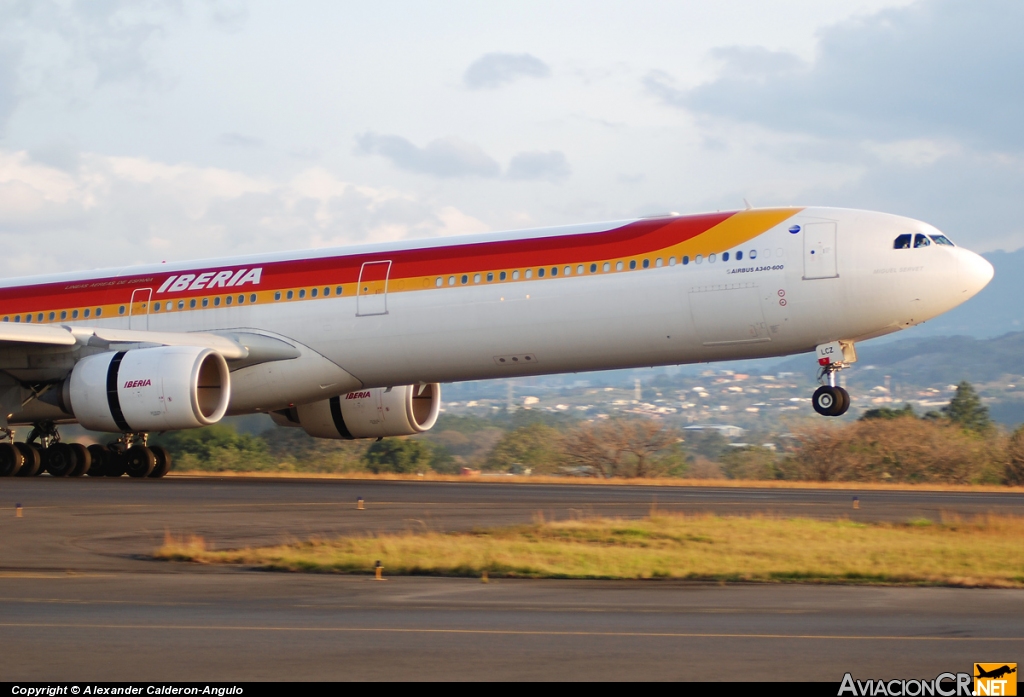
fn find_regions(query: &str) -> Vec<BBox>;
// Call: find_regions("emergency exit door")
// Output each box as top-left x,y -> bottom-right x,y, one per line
803,222 -> 838,279
356,260 -> 392,316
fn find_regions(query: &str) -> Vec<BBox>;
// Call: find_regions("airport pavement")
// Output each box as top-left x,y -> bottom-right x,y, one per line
0,477 -> 1022,680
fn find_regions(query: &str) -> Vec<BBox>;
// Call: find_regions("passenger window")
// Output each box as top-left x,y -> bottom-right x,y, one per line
238,295 -> 245,304
914,234 -> 931,248
178,300 -> 185,309
190,299 -> 197,308
448,276 -> 455,286
500,271 -> 507,281
722,252 -> 729,262
655,258 -> 663,268
250,294 -> 257,303
435,277 -> 443,287
669,257 -> 676,266
642,259 -> 650,268
565,266 -> 572,276
24,314 -> 31,322
286,290 -> 294,300
118,305 -> 125,315
82,309 -> 88,318
538,268 -> 545,278
750,250 -> 757,259
298,289 -> 306,298
525,269 -> 533,279
202,298 -> 209,307
95,308 -> 101,317
512,270 -> 520,280
214,297 -> 221,306
311,288 -> 318,297
695,255 -> 703,264
48,312 -> 55,320
72,310 -> 79,319
461,275 -> 468,285
335,287 -> 342,296
37,313 -> 43,322
225,296 -> 232,306
709,254 -> 716,263
551,267 -> 558,276
629,260 -> 636,270
324,287 -> 330,296
487,273 -> 494,282
894,234 -> 912,249
275,292 -> 281,301
590,263 -> 597,273
736,251 -> 743,261
13,315 -> 19,322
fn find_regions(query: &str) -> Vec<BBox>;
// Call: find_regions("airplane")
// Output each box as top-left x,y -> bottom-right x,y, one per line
0,206 -> 993,478
975,665 -> 1017,680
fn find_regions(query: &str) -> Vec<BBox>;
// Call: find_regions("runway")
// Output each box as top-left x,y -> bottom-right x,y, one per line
1,476 -> 1022,680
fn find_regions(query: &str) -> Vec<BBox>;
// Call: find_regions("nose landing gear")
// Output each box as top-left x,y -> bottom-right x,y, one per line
812,341 -> 855,417
813,384 -> 849,416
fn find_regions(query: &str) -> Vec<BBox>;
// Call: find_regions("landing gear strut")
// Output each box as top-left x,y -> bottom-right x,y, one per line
812,341 -> 853,417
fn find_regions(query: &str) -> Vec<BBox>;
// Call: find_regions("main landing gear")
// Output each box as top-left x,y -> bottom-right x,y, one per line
0,423 -> 172,478
811,341 -> 854,417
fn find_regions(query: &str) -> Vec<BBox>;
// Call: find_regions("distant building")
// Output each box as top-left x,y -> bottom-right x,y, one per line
683,424 -> 745,439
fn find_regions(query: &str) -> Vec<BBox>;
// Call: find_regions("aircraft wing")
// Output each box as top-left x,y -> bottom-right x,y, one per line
0,324 -> 299,363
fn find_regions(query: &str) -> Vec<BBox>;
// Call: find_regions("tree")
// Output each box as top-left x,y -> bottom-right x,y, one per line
485,424 -> 565,473
943,381 -> 992,434
1005,425 -> 1024,485
562,418 -> 681,478
364,438 -> 434,474
861,404 -> 915,421
719,446 -> 779,480
614,419 -> 682,478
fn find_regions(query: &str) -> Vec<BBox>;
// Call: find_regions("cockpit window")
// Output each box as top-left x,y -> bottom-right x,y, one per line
894,234 -> 912,249
914,233 -> 931,248
929,234 -> 955,246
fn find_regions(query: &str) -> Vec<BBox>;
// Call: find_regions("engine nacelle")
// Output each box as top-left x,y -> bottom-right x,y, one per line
276,384 -> 440,439
66,346 -> 230,432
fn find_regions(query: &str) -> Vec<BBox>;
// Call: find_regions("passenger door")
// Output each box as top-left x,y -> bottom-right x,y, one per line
129,288 -> 152,330
356,260 -> 392,316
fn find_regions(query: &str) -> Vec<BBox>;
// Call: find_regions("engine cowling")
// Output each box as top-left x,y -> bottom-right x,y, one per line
65,346 -> 230,432
273,383 -> 440,439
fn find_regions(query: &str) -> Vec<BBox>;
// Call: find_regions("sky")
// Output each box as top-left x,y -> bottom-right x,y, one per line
0,0 -> 1021,278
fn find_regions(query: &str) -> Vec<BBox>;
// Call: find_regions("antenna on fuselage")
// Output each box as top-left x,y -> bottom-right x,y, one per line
743,198 -> 752,210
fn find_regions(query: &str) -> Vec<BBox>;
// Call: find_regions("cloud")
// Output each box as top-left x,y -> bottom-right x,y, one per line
354,133 -> 501,178
219,132 -> 264,148
27,141 -> 81,172
0,43 -> 19,134
463,52 -> 551,90
648,0 -> 1024,152
0,149 -> 489,277
505,150 -> 570,182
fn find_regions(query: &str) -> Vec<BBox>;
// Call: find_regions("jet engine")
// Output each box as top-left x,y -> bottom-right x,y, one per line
64,346 -> 230,432
272,383 -> 441,439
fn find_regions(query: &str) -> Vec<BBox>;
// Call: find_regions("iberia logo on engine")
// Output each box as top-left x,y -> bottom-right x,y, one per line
124,379 -> 152,389
346,391 -> 372,400
975,664 -> 1017,696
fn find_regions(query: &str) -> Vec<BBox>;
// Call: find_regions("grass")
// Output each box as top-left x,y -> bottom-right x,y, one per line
166,470 -> 1024,493
156,512 -> 1024,587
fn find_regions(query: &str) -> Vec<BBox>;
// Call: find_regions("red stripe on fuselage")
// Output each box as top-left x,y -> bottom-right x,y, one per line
0,212 -> 734,314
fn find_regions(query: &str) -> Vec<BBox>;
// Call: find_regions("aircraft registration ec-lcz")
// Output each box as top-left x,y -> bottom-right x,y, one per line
0,206 -> 993,478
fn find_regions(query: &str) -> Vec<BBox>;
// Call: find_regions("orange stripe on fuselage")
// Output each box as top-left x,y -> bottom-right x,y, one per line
0,208 -> 801,321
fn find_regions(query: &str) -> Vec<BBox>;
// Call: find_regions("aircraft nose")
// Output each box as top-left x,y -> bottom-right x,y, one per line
958,249 -> 994,299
